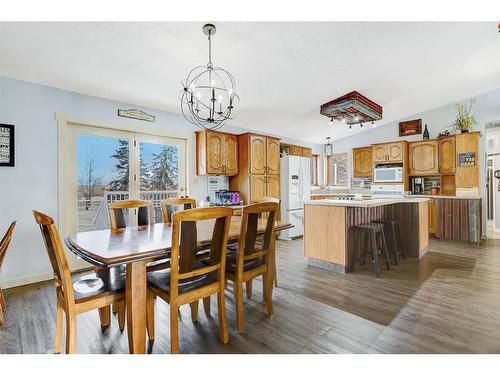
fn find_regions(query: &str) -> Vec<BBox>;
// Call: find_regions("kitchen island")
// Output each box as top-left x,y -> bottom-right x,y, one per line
303,197 -> 430,272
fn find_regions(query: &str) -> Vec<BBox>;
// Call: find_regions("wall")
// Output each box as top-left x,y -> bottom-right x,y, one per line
331,88 -> 500,238
0,77 -> 320,288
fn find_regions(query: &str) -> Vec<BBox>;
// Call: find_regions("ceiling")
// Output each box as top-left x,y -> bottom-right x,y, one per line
1,22 -> 500,144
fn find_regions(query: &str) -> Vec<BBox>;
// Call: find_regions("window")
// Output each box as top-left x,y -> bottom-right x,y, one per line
59,117 -> 187,236
326,152 -> 349,186
310,154 -> 319,186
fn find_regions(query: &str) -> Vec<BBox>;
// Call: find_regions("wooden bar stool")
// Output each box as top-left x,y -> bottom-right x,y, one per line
373,219 -> 406,264
0,221 -> 16,327
351,222 -> 390,278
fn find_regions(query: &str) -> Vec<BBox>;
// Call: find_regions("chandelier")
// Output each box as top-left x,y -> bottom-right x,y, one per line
180,24 -> 239,130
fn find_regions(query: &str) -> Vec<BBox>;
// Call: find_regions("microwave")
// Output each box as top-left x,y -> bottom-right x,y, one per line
373,167 -> 403,183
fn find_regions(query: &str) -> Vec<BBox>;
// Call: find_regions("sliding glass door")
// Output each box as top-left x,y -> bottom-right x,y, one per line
70,125 -> 186,232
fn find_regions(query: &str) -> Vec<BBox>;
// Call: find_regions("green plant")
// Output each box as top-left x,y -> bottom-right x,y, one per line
454,99 -> 478,132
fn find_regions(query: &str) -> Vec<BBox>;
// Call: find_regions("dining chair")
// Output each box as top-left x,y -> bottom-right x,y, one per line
145,206 -> 232,354
0,221 -> 16,327
161,197 -> 196,224
33,210 -> 126,353
249,197 -> 280,289
225,201 -> 278,334
108,199 -> 155,229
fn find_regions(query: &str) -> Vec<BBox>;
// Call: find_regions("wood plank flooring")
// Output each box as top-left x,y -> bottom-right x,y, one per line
1,237 -> 500,353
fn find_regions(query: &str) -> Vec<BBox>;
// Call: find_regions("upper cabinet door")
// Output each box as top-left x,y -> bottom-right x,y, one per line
250,174 -> 267,202
290,146 -> 302,156
387,142 -> 404,162
266,138 -> 280,175
353,147 -> 373,177
223,134 -> 238,175
302,148 -> 312,158
372,144 -> 388,163
409,140 -> 439,175
206,131 -> 224,174
250,135 -> 267,174
439,137 -> 456,174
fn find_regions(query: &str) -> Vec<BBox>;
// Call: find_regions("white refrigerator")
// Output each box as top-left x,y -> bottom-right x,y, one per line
279,155 -> 311,240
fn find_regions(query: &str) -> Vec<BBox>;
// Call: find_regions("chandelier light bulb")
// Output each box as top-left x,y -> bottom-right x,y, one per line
354,115 -> 359,122
372,121 -> 376,128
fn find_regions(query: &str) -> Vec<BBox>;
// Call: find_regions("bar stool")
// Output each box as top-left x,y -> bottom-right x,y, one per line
351,222 -> 391,278
372,220 -> 406,265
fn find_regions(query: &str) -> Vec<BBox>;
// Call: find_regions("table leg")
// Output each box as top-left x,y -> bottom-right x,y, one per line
126,260 -> 147,354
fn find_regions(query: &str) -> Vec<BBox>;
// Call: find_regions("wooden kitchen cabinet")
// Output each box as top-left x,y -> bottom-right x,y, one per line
439,136 -> 456,174
290,146 -> 303,156
372,141 -> 406,163
266,138 -> 281,175
408,140 -> 439,176
302,148 -> 312,158
455,132 -> 480,189
266,174 -> 280,199
352,146 -> 373,177
196,130 -> 239,176
229,133 -> 281,204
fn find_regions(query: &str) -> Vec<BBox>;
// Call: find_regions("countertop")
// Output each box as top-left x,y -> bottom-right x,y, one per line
304,197 -> 430,208
310,192 -> 481,200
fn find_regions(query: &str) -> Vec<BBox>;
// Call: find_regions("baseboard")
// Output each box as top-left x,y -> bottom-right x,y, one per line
0,264 -> 91,290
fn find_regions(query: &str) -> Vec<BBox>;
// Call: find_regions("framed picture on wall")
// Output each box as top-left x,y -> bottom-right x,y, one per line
399,119 -> 422,137
0,124 -> 15,167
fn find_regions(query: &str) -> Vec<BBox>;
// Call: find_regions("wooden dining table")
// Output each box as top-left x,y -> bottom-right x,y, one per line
65,216 -> 292,354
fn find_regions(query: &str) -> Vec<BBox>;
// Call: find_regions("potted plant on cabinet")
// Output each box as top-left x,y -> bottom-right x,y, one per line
454,99 -> 478,133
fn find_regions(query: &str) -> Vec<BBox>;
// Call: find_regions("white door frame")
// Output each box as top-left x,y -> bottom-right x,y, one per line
56,112 -> 189,270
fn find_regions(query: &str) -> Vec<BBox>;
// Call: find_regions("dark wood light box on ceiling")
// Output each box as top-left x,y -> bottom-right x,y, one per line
320,91 -> 383,124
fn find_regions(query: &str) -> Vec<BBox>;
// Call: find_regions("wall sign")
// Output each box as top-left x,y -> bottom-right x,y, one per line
399,119 -> 422,137
117,109 -> 155,122
458,152 -> 476,167
0,124 -> 15,167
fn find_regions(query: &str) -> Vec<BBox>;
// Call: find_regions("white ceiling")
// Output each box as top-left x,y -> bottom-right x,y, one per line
1,22 -> 500,144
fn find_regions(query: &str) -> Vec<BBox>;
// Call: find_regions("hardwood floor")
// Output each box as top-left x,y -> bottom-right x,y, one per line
1,237 -> 500,353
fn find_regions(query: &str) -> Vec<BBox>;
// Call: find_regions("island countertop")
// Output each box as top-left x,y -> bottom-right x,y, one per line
304,197 -> 430,208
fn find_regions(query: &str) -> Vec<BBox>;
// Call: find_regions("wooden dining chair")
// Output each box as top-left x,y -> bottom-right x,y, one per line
225,201 -> 278,334
161,197 -> 196,224
145,207 -> 232,354
249,197 -> 280,289
108,199 -> 155,229
0,221 -> 16,327
33,210 -> 126,354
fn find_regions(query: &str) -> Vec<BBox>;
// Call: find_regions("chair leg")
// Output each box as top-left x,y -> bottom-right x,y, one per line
235,281 -> 244,335
112,303 -> 119,315
98,305 -> 111,331
117,301 -> 126,332
203,296 -> 211,316
190,301 -> 199,322
389,224 -> 399,265
263,273 -> 273,316
170,304 -> 179,354
380,231 -> 391,271
54,298 -> 64,354
396,222 -> 406,259
0,307 -> 3,327
245,280 -> 253,300
0,288 -> 5,310
65,312 -> 77,354
217,291 -> 229,344
371,232 -> 380,278
146,291 -> 155,341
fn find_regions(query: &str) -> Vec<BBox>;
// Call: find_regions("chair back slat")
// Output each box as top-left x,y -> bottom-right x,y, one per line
169,207 -> 232,296
161,197 -> 196,224
238,202 -> 279,262
108,199 -> 154,229
0,221 -> 16,268
32,211 -> 75,303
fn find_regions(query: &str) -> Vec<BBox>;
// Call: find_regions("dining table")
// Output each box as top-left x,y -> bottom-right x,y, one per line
65,216 -> 292,354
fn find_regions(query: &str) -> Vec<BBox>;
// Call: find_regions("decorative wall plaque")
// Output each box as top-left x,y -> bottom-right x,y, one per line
399,119 -> 422,137
0,124 -> 15,167
117,109 -> 155,122
458,152 -> 476,167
